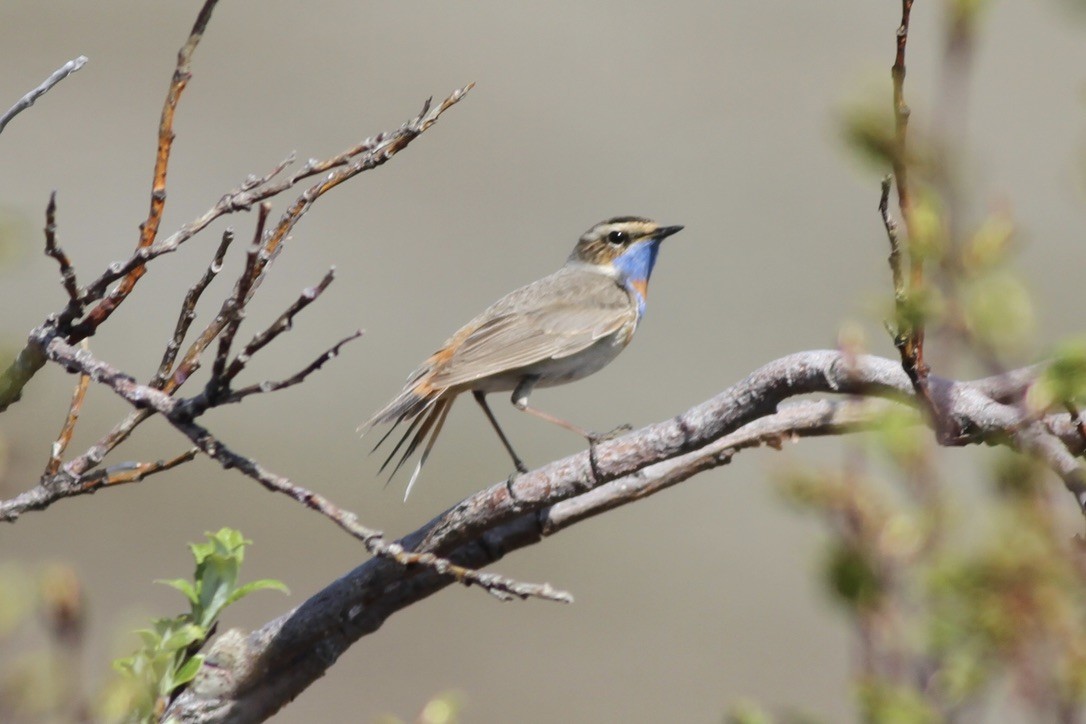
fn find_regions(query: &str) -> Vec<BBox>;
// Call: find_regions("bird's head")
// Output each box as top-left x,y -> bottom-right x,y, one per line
567,216 -> 683,288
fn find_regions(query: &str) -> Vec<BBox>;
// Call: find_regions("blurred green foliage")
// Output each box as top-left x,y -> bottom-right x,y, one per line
376,690 -> 467,724
0,205 -> 29,269
0,562 -> 87,721
0,529 -> 285,722
743,3 -> 1086,720
1032,340 -> 1086,412
101,528 -> 287,722
772,435 -> 1086,720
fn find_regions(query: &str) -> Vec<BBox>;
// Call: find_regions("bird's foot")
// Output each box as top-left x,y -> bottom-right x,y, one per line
586,423 -> 633,444
505,464 -> 528,510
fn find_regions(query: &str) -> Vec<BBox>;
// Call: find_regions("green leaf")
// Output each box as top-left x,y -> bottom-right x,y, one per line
158,622 -> 205,654
1032,339 -> 1086,410
173,654 -> 204,687
156,578 -> 199,605
136,627 -> 163,649
225,578 -> 290,607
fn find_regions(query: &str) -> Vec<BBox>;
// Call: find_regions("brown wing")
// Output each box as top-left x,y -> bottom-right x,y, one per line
426,268 -> 635,390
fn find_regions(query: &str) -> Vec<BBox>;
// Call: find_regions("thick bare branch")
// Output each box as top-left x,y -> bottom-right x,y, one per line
162,347 -> 1086,722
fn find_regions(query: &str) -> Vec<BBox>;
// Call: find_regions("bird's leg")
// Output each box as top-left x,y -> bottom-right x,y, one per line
473,391 -> 529,474
511,376 -> 623,485
511,377 -> 631,442
511,376 -> 595,438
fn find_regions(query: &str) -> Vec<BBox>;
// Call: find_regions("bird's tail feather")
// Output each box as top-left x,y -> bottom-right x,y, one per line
403,399 -> 452,501
363,381 -> 453,499
358,385 -> 430,436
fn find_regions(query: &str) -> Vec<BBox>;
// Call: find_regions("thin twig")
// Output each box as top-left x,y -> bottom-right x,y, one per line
67,84 -> 469,345
160,88 -> 470,394
888,0 -> 926,376
151,228 -> 235,389
258,87 -> 473,279
0,56 -> 87,136
891,0 -> 915,242
883,2 -> 951,441
79,448 -> 198,489
70,0 -> 220,340
223,269 -> 337,385
1012,423 -> 1086,512
879,176 -> 905,306
224,329 -> 363,403
210,238 -> 263,388
34,85 -> 470,475
43,192 -> 80,307
43,345 -> 91,477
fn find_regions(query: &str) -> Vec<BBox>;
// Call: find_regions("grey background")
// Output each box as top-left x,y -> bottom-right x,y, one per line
1,1 -> 1084,721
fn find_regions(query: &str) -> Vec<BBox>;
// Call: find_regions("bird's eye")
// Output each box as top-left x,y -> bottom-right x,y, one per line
607,230 -> 628,245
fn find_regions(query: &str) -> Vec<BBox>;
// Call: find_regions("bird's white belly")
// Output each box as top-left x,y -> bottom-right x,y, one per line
470,328 -> 632,393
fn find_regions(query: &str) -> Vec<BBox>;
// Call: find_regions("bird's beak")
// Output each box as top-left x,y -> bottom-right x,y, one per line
654,225 -> 684,241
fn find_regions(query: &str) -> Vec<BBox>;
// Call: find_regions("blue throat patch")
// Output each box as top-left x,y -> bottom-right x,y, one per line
613,239 -> 661,318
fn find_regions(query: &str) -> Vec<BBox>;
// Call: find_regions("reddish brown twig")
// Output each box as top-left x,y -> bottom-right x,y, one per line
889,0 -> 923,366
43,348 -> 90,477
71,0 -> 220,340
882,1 -> 953,442
79,448 -> 198,489
891,0 -> 914,229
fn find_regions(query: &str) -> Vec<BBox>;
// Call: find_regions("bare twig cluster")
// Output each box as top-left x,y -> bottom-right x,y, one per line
0,1 -> 568,605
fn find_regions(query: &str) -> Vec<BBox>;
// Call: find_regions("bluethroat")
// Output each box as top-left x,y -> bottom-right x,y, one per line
363,216 -> 684,498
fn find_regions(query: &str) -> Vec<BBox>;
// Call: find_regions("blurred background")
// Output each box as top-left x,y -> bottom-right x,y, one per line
1,1 -> 1084,721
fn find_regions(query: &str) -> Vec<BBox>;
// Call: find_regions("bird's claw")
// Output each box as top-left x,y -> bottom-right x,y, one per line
586,423 -> 633,444
505,467 -> 527,509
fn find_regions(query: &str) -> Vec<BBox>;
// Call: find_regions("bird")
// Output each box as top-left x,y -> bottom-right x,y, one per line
362,216 -> 684,499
